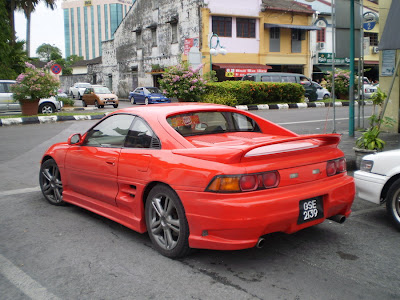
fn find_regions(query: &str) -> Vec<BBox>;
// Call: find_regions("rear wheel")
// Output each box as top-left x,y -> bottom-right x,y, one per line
145,98 -> 149,105
94,100 -> 99,108
323,94 -> 330,99
38,103 -> 56,114
39,159 -> 64,206
82,100 -> 87,107
145,185 -> 190,258
130,97 -> 136,104
386,179 -> 400,230
70,92 -> 74,98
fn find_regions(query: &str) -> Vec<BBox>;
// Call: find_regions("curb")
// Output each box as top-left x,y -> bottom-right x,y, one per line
0,114 -> 106,126
235,100 -> 373,110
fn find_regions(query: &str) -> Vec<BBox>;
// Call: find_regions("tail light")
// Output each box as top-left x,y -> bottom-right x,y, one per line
327,157 -> 346,176
207,171 -> 280,193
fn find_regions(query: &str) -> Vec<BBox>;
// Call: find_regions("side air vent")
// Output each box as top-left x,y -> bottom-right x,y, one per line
151,137 -> 161,149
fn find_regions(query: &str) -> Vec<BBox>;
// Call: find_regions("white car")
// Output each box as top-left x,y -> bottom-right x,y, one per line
69,82 -> 91,99
356,77 -> 378,99
312,82 -> 330,100
354,150 -> 400,230
0,80 -> 63,114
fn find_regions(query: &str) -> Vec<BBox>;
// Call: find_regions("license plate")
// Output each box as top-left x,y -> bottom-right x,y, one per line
297,196 -> 324,224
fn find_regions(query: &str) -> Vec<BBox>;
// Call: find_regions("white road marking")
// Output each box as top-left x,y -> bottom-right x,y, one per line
277,117 -> 349,125
0,254 -> 61,300
0,186 -> 41,197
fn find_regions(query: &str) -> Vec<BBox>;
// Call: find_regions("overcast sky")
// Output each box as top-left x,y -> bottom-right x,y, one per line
15,1 -> 65,58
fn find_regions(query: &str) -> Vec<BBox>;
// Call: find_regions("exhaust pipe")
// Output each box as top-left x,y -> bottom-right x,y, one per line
328,215 -> 346,224
256,237 -> 265,248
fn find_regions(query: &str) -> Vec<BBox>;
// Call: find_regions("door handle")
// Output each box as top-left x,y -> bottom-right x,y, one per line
106,157 -> 116,166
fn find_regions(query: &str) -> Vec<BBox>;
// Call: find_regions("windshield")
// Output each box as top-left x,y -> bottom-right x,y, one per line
78,83 -> 91,88
93,86 -> 112,94
146,87 -> 162,94
167,111 -> 261,137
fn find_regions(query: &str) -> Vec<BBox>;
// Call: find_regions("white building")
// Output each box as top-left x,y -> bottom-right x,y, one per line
61,0 -> 134,60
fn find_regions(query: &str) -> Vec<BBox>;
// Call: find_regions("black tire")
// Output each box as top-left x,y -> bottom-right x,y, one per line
145,98 -> 149,105
79,93 -> 82,100
113,104 -> 118,108
38,103 -> 56,114
323,94 -> 330,99
70,92 -> 74,98
386,179 -> 400,230
39,159 -> 64,206
145,185 -> 190,258
130,97 -> 136,104
94,100 -> 99,108
82,100 -> 87,107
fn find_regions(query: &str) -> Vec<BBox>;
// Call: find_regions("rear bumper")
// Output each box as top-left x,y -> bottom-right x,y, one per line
177,175 -> 355,250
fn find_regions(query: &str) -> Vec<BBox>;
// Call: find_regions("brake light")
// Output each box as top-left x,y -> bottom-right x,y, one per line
240,175 -> 258,191
327,158 -> 346,176
207,171 -> 280,193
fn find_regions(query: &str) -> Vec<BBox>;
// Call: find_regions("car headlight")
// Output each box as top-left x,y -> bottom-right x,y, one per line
360,160 -> 374,172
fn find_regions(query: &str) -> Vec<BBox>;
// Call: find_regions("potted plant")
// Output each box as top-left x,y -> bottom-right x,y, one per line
10,61 -> 60,116
353,88 -> 394,168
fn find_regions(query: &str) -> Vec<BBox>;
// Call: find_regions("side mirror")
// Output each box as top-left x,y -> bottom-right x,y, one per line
68,133 -> 83,145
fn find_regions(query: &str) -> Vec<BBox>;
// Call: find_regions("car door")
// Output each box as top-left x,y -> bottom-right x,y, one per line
0,81 -> 19,112
134,88 -> 145,104
64,114 -> 135,206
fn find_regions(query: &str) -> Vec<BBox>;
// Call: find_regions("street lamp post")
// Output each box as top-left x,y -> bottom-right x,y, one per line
209,33 -> 227,74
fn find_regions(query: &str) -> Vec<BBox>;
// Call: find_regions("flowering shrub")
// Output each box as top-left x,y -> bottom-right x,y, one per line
11,62 -> 60,102
158,62 -> 207,101
324,68 -> 350,99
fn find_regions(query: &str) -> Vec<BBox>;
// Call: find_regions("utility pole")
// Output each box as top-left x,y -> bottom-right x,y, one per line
349,0 -> 355,137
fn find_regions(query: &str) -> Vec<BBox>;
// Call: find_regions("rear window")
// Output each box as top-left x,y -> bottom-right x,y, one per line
167,111 -> 260,137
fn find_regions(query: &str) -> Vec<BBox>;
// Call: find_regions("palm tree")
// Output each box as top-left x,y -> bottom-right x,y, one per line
18,0 -> 56,57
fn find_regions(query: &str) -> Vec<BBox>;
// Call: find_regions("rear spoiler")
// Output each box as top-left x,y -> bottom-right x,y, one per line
172,134 -> 341,163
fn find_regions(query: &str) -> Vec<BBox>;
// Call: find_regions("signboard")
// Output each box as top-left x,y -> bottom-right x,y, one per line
51,64 -> 62,75
184,38 -> 199,56
363,12 -> 378,31
225,68 -> 268,78
318,53 -> 350,65
381,50 -> 396,76
84,0 -> 92,6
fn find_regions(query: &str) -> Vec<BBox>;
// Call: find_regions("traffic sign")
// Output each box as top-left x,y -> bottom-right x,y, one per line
51,64 -> 62,75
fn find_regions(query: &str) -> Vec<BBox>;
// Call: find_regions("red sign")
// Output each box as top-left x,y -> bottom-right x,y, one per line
225,68 -> 269,78
184,38 -> 199,55
51,64 -> 62,75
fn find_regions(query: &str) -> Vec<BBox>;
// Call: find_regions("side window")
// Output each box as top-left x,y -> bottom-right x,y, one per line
84,114 -> 135,147
0,83 -> 6,93
125,117 -> 159,149
232,113 -> 260,132
300,76 -> 311,85
261,76 -> 272,82
270,75 -> 280,82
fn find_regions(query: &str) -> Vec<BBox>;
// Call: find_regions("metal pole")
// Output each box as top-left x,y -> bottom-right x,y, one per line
332,0 -> 336,133
349,0 -> 355,137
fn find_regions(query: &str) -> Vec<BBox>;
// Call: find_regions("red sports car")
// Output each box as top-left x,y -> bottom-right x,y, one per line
39,103 -> 355,258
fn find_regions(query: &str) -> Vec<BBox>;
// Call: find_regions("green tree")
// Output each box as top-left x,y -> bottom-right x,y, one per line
0,0 -> 27,79
36,43 -> 61,62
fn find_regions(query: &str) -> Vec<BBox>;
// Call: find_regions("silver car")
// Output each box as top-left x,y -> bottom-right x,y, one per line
0,80 -> 63,114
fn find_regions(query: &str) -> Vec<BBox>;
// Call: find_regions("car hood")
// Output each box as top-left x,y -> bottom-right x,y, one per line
364,149 -> 400,175
149,93 -> 168,98
98,93 -> 117,98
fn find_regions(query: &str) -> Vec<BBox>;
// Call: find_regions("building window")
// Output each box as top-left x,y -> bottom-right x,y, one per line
152,29 -> 157,47
236,18 -> 256,38
136,31 -> 142,48
97,5 -> 102,56
91,6 -> 95,59
84,6 -> 89,59
212,16 -> 232,37
364,32 -> 378,46
104,4 -> 109,40
70,8 -> 75,56
291,29 -> 304,53
317,27 -> 325,42
77,7 -> 82,57
269,27 -> 280,52
171,23 -> 178,43
64,9 -> 70,58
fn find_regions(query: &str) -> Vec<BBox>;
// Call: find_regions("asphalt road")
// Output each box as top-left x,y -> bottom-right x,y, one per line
1,106 -> 399,300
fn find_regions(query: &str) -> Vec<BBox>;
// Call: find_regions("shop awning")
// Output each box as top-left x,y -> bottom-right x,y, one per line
313,65 -> 334,73
264,23 -> 321,30
213,63 -> 272,78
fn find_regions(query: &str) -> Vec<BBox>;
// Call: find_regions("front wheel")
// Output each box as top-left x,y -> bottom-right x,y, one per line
113,104 -> 118,108
144,98 -> 149,105
145,185 -> 190,258
94,100 -> 99,108
82,100 -> 87,107
38,103 -> 56,114
386,179 -> 400,230
39,159 -> 64,206
130,97 -> 136,104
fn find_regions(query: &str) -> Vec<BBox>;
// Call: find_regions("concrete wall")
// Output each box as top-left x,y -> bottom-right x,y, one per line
101,0 -> 203,98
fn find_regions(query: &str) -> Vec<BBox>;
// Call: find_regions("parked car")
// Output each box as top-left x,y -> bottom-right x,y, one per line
129,87 -> 171,105
312,81 -> 331,100
242,72 -> 318,102
356,77 -> 378,99
82,85 -> 119,108
0,80 -> 63,114
355,150 -> 400,230
69,82 -> 91,99
39,103 -> 355,258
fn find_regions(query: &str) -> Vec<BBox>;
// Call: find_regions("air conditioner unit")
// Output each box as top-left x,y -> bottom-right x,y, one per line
318,42 -> 325,50
372,46 -> 379,54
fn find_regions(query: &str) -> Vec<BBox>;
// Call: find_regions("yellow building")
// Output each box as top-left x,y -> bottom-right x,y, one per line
199,0 -> 318,80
